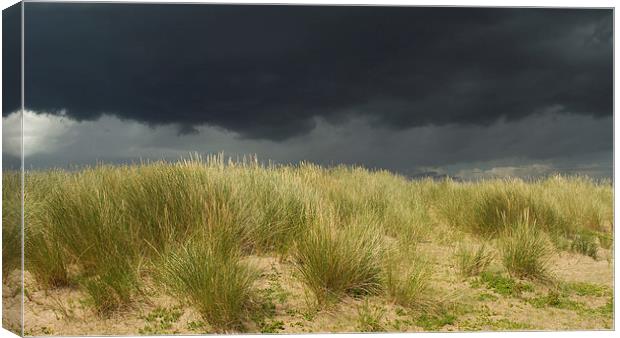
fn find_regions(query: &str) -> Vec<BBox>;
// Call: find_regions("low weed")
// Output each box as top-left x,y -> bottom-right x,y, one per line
528,290 -> 584,311
476,271 -> 533,297
461,316 -> 530,331
138,306 -> 183,334
560,281 -> 610,297
476,293 -> 498,301
258,319 -> 285,333
415,310 -> 456,331
186,320 -> 207,332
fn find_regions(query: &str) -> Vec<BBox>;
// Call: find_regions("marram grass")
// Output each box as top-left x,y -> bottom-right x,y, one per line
293,220 -> 385,304
455,242 -> 495,277
2,154 -> 612,331
157,235 -> 258,331
499,211 -> 554,280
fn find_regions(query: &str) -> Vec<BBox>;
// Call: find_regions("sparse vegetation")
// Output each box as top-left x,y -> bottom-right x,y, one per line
356,301 -> 386,332
476,292 -> 498,301
561,282 -> 611,297
384,252 -> 434,310
415,311 -> 457,331
138,306 -> 183,335
528,290 -> 584,311
474,271 -> 533,297
2,155 -> 613,334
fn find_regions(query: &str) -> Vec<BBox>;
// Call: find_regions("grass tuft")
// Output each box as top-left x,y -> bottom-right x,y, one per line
25,230 -> 70,288
2,172 -> 21,279
157,235 -> 258,332
455,243 -> 494,277
499,211 -> 554,280
384,249 -> 436,311
570,231 -> 599,259
81,256 -> 138,316
293,222 -> 384,305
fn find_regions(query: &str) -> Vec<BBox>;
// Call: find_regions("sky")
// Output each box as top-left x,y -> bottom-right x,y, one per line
2,3 -> 614,179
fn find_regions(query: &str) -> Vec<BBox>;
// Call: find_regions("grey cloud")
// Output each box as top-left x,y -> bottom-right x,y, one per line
6,109 -> 612,179
19,4 -> 613,140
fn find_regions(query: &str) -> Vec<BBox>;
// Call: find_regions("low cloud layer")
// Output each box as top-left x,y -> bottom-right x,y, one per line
2,109 -> 612,179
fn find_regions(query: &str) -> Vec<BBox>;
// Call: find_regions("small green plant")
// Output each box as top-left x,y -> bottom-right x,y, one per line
186,320 -> 206,332
302,308 -> 317,321
455,243 -> 494,277
528,290 -> 585,312
461,317 -> 531,331
488,319 -> 530,330
138,306 -> 183,334
251,269 -> 292,332
259,319 -> 285,333
477,272 -> 533,297
598,297 -> 613,316
356,301 -> 386,332
390,318 -> 413,331
561,282 -> 610,297
415,311 -> 456,331
477,292 -> 498,301
499,212 -> 553,280
261,265 -> 291,305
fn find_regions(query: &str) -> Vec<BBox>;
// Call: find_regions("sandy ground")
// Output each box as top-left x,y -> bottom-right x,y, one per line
3,244 -> 613,335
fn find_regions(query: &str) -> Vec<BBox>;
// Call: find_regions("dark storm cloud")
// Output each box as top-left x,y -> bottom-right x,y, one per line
2,2 -> 21,118
22,4 -> 612,140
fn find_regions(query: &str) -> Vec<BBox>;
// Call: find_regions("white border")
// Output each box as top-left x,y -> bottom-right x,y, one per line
0,1 -> 616,338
